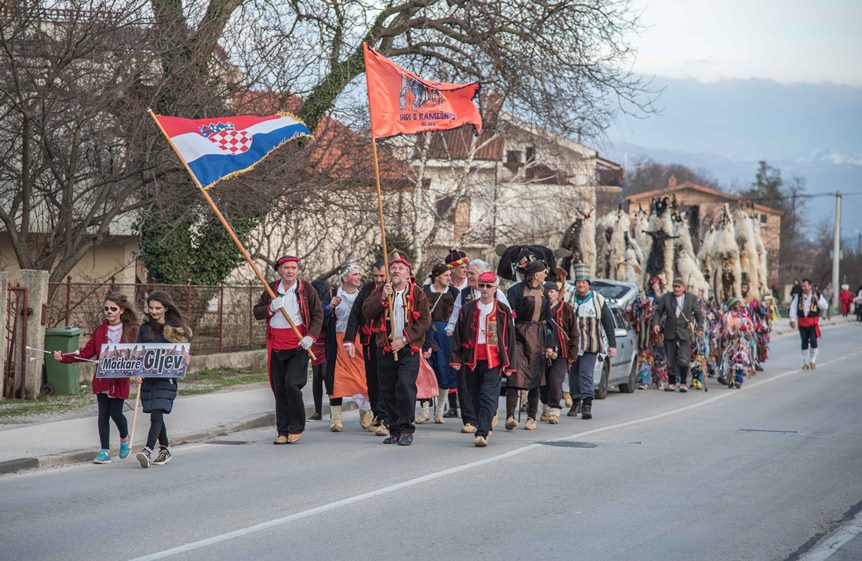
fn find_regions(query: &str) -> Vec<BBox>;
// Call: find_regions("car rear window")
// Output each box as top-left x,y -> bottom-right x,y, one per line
591,282 -> 632,300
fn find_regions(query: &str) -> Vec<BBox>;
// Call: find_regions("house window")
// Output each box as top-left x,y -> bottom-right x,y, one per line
760,213 -> 768,224
453,198 -> 471,240
525,146 -> 536,164
506,150 -> 522,164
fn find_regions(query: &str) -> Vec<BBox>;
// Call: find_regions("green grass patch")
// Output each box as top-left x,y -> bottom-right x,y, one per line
0,392 -> 93,419
180,366 -> 268,395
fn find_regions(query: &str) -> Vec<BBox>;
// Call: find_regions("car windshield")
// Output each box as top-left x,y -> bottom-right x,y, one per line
590,282 -> 631,300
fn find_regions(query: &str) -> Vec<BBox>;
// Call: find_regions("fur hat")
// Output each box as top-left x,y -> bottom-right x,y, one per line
543,282 -> 559,297
574,263 -> 590,282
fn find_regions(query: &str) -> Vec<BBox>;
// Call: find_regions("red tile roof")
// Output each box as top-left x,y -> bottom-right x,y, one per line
626,181 -> 783,216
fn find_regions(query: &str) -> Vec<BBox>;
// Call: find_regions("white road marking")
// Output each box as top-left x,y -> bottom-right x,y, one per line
798,508 -> 862,561
127,349 -> 862,561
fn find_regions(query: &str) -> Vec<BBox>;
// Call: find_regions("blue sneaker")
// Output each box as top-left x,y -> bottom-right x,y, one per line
119,437 -> 130,459
93,449 -> 111,464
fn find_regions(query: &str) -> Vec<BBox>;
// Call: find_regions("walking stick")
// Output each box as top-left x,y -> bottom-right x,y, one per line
129,380 -> 142,450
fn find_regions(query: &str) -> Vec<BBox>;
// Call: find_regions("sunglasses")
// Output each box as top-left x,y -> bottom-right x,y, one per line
478,283 -> 495,289
104,306 -> 119,312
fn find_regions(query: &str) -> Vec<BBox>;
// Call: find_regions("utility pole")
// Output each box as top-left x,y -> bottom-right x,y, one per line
831,192 -> 841,313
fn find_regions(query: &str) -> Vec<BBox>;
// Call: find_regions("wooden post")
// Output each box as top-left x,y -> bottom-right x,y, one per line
147,109 -> 315,360
370,138 -> 398,359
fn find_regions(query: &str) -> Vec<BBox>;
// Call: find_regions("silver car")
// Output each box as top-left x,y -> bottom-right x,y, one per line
592,302 -> 638,399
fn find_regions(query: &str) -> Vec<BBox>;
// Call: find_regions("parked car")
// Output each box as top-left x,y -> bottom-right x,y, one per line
590,301 -> 638,399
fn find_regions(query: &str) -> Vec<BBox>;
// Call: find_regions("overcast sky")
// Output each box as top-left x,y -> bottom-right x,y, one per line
630,0 -> 862,86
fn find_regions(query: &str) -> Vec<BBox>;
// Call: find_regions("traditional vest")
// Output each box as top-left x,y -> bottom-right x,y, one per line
796,293 -> 821,319
573,291 -> 606,355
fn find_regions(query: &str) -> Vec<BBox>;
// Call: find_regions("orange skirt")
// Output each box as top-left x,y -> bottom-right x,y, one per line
330,332 -> 368,398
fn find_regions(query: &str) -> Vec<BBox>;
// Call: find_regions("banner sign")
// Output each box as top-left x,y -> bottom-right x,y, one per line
95,343 -> 190,379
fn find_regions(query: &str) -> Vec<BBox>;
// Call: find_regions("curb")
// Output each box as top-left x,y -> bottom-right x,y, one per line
0,400 -> 358,476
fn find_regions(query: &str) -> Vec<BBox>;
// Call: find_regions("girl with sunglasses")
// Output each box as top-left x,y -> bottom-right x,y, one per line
135,291 -> 192,468
54,291 -> 139,464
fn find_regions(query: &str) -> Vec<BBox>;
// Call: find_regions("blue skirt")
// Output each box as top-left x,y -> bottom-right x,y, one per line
429,322 -> 458,389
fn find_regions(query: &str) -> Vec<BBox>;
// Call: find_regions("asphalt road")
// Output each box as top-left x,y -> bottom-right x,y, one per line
2,323 -> 861,561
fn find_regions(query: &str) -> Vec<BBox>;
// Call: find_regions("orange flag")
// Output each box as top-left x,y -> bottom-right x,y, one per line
363,43 -> 482,140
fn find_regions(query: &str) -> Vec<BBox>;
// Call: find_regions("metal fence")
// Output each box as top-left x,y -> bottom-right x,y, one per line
47,278 -> 268,355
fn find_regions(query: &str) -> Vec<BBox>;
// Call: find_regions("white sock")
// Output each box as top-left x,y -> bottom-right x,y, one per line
436,387 -> 448,416
810,348 -> 819,364
352,394 -> 371,411
801,349 -> 810,364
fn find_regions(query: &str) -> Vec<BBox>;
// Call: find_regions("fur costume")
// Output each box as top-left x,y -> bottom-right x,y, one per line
698,225 -> 716,295
734,208 -> 761,300
751,214 -> 769,294
672,209 -> 710,297
579,206 -> 597,278
559,206 -> 594,276
594,210 -> 615,279
642,197 -> 677,288
623,231 -> 644,284
711,205 -> 742,303
610,208 -> 630,280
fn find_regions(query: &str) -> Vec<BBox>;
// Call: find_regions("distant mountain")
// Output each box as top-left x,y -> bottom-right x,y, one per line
604,76 -> 862,239
608,77 -> 862,161
606,141 -> 862,239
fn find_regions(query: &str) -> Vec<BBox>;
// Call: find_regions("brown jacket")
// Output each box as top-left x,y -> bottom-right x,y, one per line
362,282 -> 431,354
551,301 -> 579,361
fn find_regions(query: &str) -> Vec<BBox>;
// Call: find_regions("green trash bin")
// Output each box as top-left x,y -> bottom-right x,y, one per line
44,327 -> 82,395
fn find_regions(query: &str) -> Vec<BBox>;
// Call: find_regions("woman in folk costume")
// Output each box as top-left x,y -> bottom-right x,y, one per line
253,255 -> 323,445
540,281 -> 578,424
505,260 -> 556,431
419,262 -> 461,424
722,298 -> 755,388
324,264 -> 372,432
309,279 -> 332,421
450,272 -> 517,447
54,290 -> 139,464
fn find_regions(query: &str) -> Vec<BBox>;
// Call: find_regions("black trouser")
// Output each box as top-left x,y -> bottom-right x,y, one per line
665,338 -> 692,385
377,349 -> 419,436
312,363 -> 326,414
270,349 -> 309,435
506,386 -> 539,420
457,367 -> 478,426
463,362 -> 501,437
799,326 -> 818,349
364,342 -> 386,422
146,410 -> 169,450
96,393 -> 128,450
540,358 -> 568,409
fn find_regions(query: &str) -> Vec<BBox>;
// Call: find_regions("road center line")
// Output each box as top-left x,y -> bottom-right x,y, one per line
128,349 -> 862,561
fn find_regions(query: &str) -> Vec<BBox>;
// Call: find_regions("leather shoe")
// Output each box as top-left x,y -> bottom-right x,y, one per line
383,434 -> 401,444
273,435 -> 289,445
308,412 -> 322,421
397,433 -> 414,446
443,409 -> 459,418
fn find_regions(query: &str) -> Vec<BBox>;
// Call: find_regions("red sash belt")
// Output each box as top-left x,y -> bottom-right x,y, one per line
797,316 -> 820,338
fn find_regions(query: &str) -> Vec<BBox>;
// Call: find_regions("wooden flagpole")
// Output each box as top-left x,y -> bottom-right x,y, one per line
147,109 -> 315,360
129,380 -> 141,449
370,137 -> 399,360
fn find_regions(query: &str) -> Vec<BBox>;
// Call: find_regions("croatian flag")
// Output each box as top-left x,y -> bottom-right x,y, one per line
153,113 -> 312,189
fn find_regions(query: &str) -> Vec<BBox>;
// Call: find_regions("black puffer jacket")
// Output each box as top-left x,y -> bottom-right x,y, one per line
137,322 -> 192,414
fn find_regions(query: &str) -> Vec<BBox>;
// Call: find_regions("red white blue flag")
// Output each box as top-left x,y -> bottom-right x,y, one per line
153,113 -> 312,189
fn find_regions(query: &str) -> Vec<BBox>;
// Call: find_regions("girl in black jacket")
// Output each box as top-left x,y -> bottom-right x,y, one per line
135,291 -> 192,468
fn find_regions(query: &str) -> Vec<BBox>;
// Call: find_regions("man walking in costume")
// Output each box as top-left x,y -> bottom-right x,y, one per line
789,278 -> 829,370
362,254 -> 431,446
254,255 -> 323,444
450,272 -> 517,447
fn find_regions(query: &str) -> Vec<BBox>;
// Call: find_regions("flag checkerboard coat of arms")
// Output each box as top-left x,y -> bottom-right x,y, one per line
153,113 -> 312,189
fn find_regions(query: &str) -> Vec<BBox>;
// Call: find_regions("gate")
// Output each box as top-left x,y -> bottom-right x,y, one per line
3,285 -> 29,399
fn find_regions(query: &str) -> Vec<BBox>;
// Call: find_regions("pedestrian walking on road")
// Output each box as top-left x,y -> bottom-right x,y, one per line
450,272 -> 517,447
54,291 -> 139,464
421,262 -> 460,425
505,260 -> 555,430
569,264 -> 616,419
362,253 -> 431,446
540,281 -> 578,424
253,255 -> 324,445
344,260 -> 389,435
789,279 -> 829,370
652,278 -> 704,393
135,291 -> 192,468
839,284 -> 853,319
324,263 -> 372,433
308,279 -> 332,421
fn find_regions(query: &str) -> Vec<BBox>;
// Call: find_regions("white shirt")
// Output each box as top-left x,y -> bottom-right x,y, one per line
106,324 -> 123,345
789,293 -> 830,322
392,289 -> 406,339
334,286 -> 358,333
477,300 -> 494,344
446,286 -> 510,333
675,295 -> 685,318
270,280 -> 304,329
